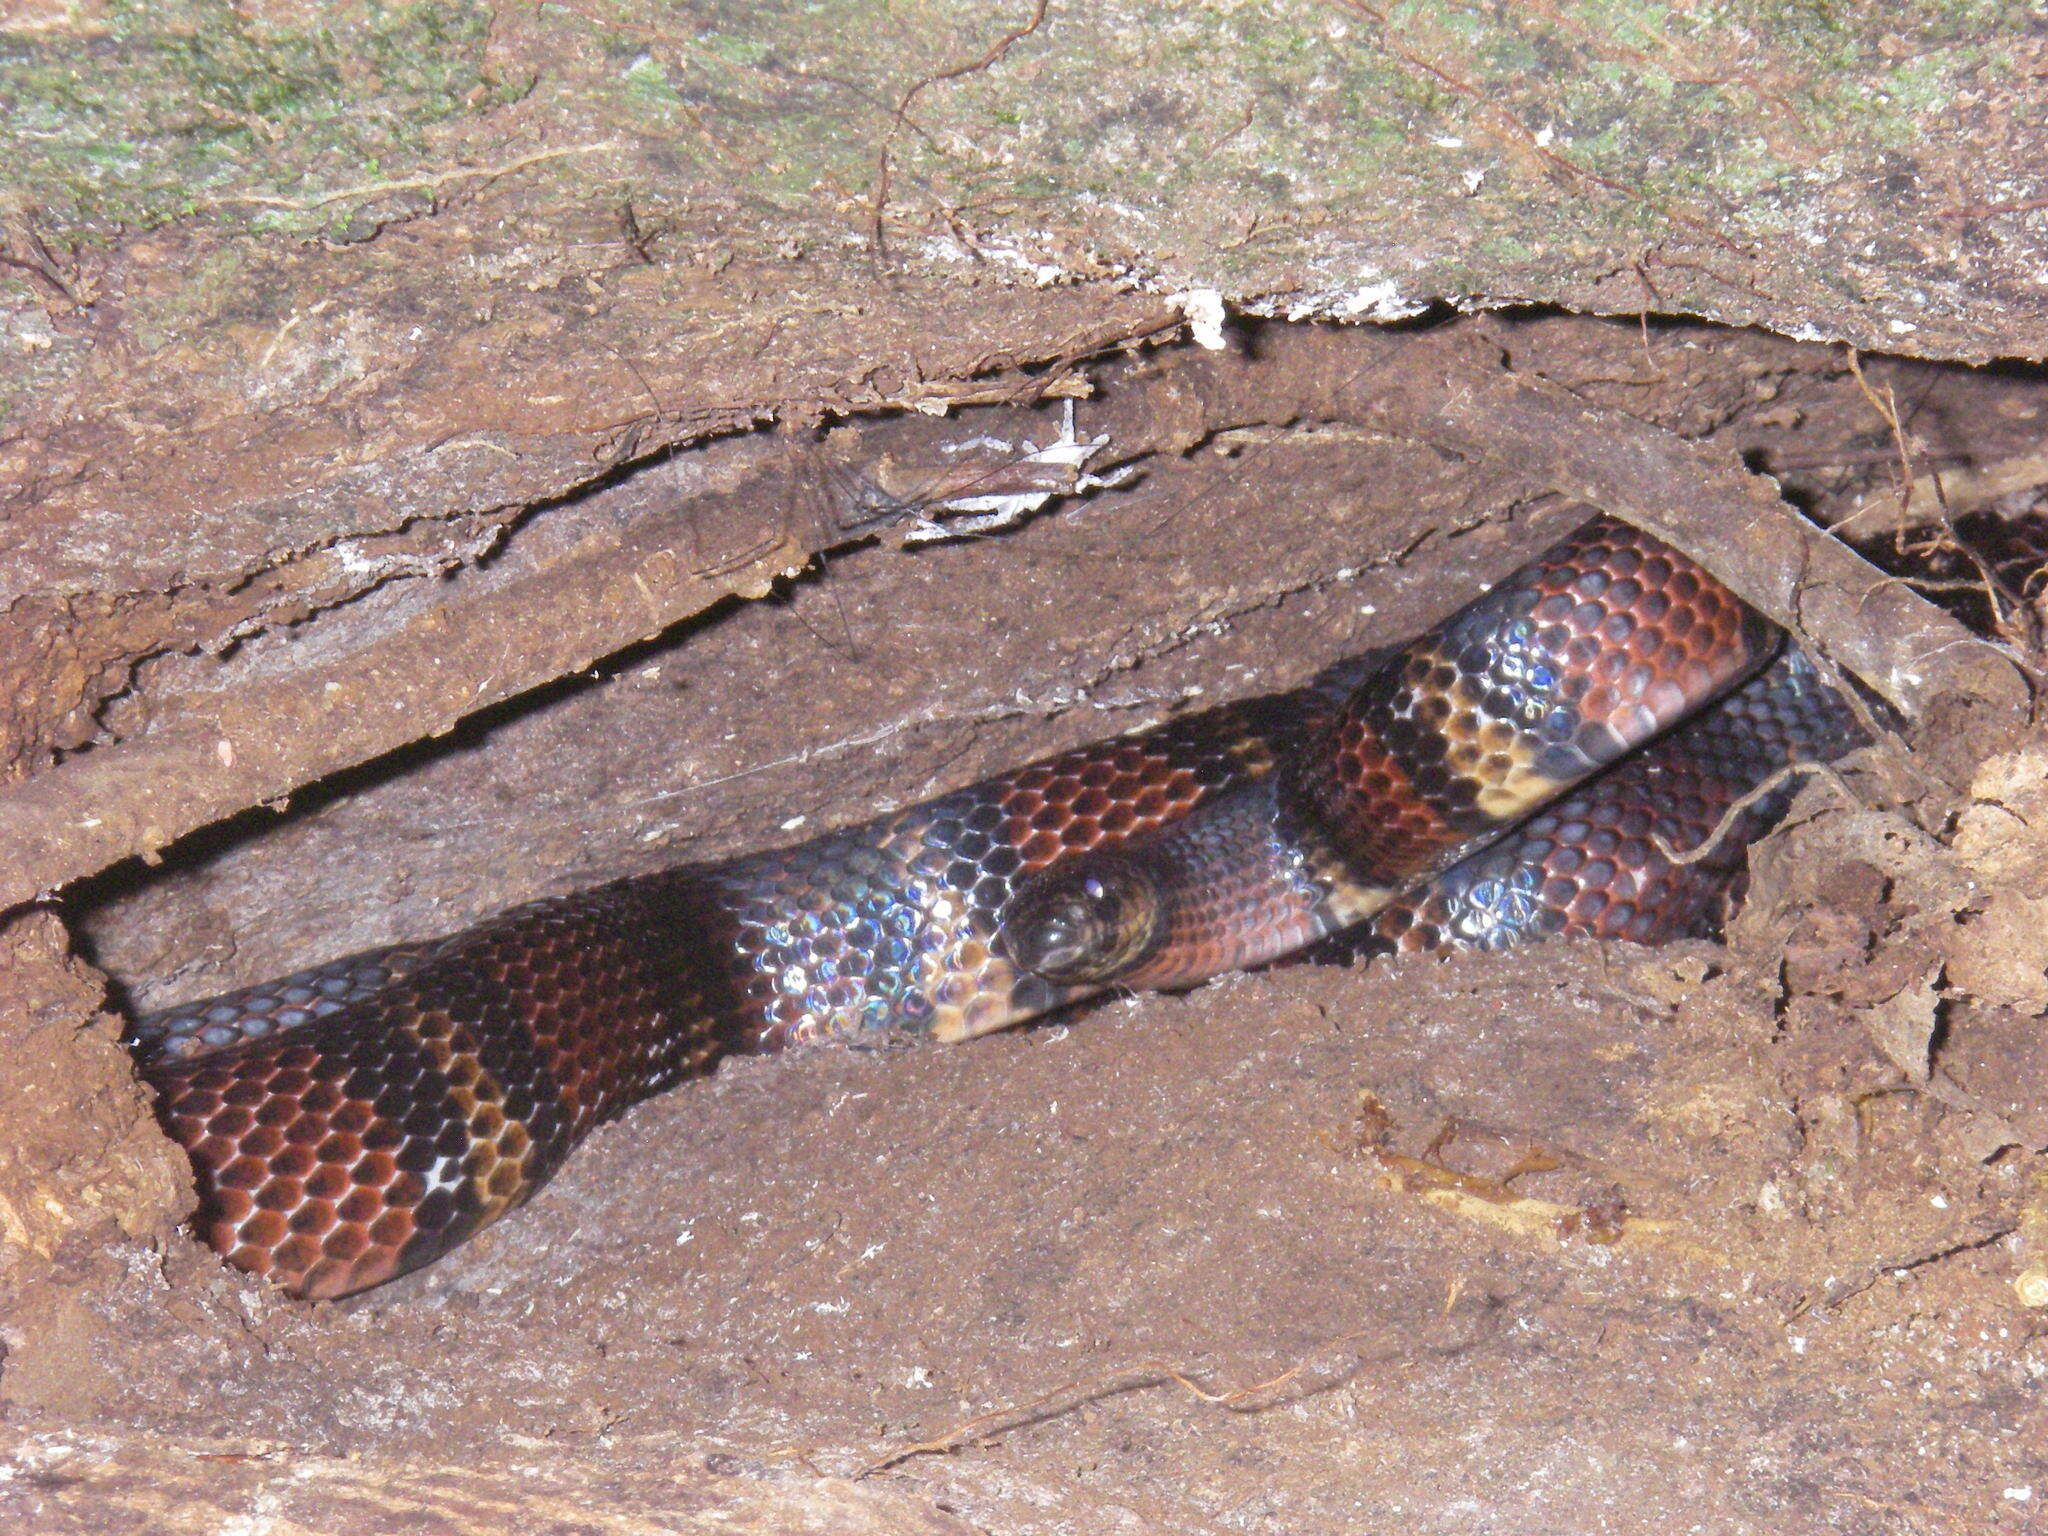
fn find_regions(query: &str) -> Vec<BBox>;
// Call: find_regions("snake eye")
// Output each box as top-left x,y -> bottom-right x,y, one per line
1000,855 -> 1166,986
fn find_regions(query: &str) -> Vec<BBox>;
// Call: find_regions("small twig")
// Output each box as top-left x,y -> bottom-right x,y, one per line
1765,449 -> 1972,473
200,141 -> 619,213
1842,347 -> 1919,525
1834,350 -> 2038,647
1826,449 -> 2048,547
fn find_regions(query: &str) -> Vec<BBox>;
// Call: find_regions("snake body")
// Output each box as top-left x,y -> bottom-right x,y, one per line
132,511 -> 1850,1299
137,691 -> 1308,1297
998,515 -> 1781,988
1348,643 -> 1867,957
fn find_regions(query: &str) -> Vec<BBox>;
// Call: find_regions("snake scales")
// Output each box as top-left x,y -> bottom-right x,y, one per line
129,511 -> 1871,1299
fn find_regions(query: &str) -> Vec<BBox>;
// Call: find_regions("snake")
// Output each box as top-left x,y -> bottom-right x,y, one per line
128,510 -> 1863,1300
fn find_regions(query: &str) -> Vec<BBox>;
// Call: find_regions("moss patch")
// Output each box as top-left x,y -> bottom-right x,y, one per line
2,0 -> 503,240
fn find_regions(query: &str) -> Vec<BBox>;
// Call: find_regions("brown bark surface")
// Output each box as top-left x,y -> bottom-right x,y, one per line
6,3 -> 2048,1530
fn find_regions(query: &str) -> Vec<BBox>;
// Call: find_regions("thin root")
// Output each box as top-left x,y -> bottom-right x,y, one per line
1648,759 -> 1869,866
856,1328 -> 1379,1477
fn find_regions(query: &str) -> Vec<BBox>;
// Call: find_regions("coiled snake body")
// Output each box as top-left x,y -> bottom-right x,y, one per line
131,512 -> 1866,1299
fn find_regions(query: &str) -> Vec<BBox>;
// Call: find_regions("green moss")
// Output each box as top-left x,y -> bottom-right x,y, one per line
4,0 -> 2036,332
2,0 -> 499,241
700,32 -> 772,67
622,53 -> 682,107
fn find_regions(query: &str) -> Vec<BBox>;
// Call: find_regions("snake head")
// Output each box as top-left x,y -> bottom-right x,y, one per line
1000,852 -> 1167,986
